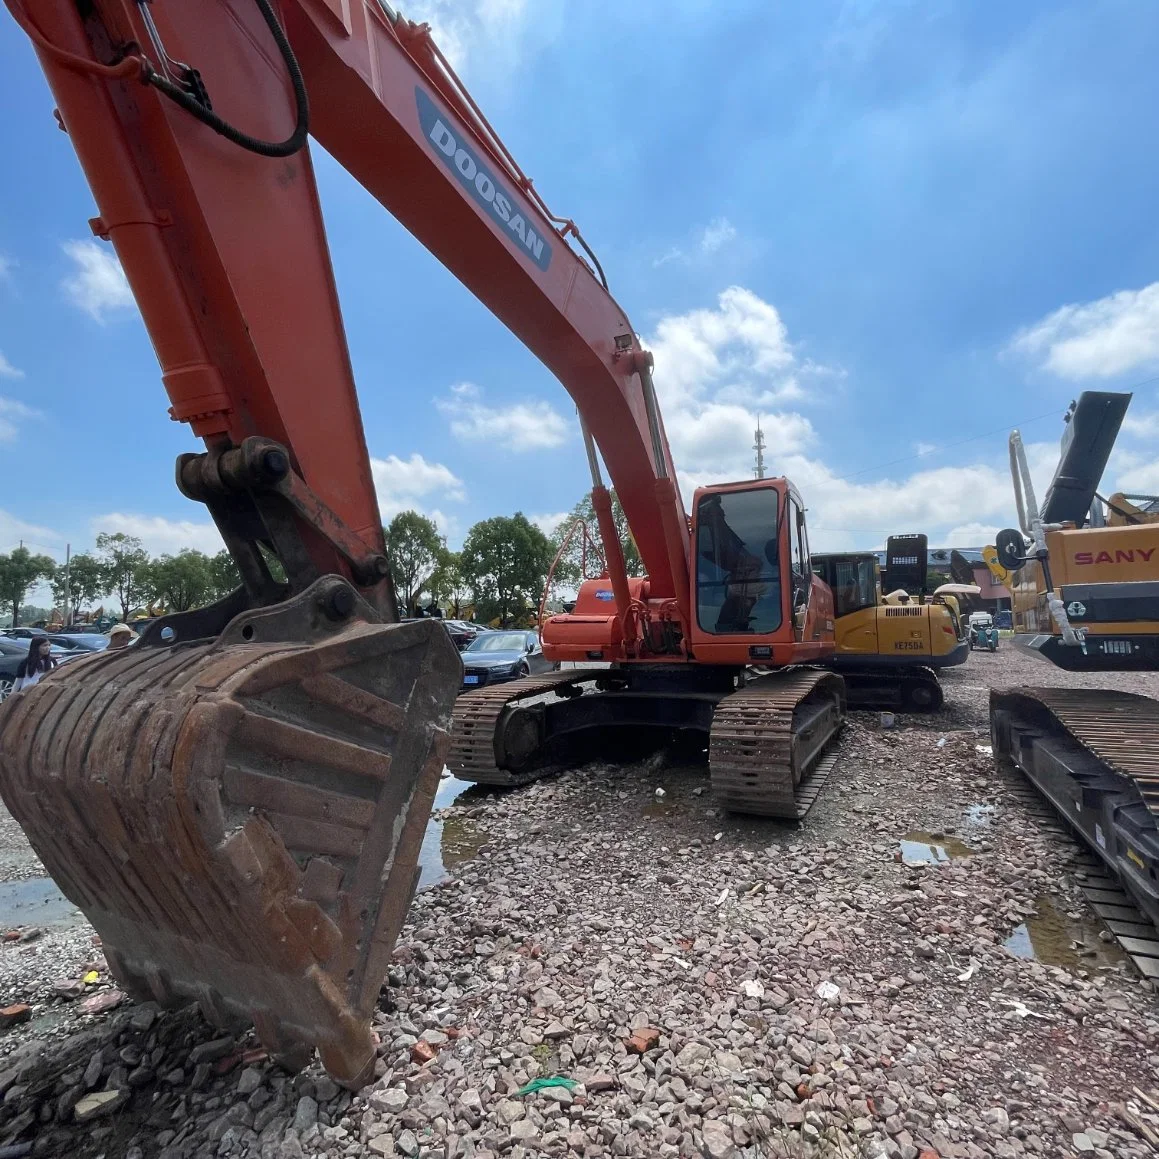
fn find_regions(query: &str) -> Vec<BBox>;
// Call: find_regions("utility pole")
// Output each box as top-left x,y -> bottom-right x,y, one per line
753,416 -> 766,480
62,543 -> 71,626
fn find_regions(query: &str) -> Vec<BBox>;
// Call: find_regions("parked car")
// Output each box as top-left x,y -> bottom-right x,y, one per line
460,630 -> 556,691
48,633 -> 109,653
0,637 -> 76,701
1,627 -> 48,639
441,619 -> 480,651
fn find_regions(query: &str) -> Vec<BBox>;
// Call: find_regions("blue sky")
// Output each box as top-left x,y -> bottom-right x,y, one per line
2,0 -> 1159,591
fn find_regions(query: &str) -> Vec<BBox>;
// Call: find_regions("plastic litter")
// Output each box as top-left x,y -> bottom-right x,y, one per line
975,744 -> 993,756
998,997 -> 1045,1019
715,887 -> 729,906
741,979 -> 765,999
957,959 -> 980,982
815,981 -> 841,1002
880,712 -> 896,729
936,737 -> 947,748
655,787 -> 666,798
516,1076 -> 578,1096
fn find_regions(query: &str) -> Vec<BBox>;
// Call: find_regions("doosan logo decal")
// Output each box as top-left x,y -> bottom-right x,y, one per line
416,87 -> 552,272
1074,548 -> 1155,565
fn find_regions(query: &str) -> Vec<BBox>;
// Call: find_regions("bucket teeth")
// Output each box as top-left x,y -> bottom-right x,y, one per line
0,616 -> 459,1088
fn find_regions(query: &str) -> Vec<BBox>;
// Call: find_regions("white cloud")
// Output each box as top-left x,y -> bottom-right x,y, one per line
1122,410 -> 1159,440
651,247 -> 684,269
531,511 -> 569,536
914,441 -> 936,457
0,509 -> 59,554
403,0 -> 533,73
648,286 -> 804,412
61,239 -> 135,322
1008,282 -> 1159,379
652,217 -> 740,268
0,396 -> 39,443
90,513 -> 224,558
633,286 -> 1032,552
0,353 -> 23,379
944,522 -> 1002,546
0,254 -> 13,281
699,217 -> 737,254
371,452 -> 466,540
436,381 -> 570,450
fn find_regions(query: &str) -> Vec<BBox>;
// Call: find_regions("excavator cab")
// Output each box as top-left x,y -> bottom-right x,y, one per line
688,479 -> 835,666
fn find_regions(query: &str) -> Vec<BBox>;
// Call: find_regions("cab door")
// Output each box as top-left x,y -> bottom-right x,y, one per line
789,497 -> 833,658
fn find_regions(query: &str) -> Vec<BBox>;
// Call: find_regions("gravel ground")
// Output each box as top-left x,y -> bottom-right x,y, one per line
0,646 -> 1157,1158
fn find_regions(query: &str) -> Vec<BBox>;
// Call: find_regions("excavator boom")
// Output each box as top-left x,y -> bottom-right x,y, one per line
0,0 -> 691,1085
1,0 -> 848,1086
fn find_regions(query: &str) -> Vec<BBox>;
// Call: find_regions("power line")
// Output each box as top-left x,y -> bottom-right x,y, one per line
832,371 -> 1159,484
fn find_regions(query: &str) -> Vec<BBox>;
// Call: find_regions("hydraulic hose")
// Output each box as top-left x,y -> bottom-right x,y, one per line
143,0 -> 309,158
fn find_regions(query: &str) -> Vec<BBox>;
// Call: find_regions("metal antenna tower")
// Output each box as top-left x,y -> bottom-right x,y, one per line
753,416 -> 766,479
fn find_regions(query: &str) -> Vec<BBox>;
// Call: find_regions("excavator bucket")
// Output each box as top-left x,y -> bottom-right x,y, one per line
0,581 -> 459,1088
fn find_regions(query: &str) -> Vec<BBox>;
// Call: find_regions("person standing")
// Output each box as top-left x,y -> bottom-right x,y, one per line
12,638 -> 57,693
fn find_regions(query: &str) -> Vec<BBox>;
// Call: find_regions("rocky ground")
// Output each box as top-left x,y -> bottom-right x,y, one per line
0,647 -> 1158,1158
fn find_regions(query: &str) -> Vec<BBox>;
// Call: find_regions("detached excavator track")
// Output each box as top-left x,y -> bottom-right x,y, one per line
449,670 -> 596,786
990,685 -> 1159,980
710,670 -> 846,819
0,601 -> 460,1088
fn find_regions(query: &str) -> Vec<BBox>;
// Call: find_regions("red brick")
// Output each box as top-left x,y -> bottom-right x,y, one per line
0,1004 -> 30,1027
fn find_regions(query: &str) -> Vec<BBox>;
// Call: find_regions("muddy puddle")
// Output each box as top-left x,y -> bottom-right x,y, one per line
899,831 -> 977,864
0,877 -> 82,930
642,797 -> 681,819
1004,894 -> 1128,971
418,774 -> 487,889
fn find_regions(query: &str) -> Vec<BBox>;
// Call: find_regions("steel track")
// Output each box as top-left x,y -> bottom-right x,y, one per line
448,666 -> 847,819
448,670 -> 593,786
991,685 -> 1159,985
709,669 -> 846,818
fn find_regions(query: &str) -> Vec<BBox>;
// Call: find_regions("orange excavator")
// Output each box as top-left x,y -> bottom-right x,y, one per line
0,0 -> 845,1087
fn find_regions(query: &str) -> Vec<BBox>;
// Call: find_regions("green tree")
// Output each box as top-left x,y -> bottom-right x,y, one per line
385,511 -> 443,616
207,550 -> 243,601
0,546 -> 57,628
460,513 -> 553,627
149,549 -> 214,612
426,549 -> 473,618
51,552 -> 107,619
550,490 -> 642,585
95,532 -> 151,623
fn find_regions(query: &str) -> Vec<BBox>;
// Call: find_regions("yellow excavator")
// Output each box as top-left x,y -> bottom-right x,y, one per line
988,390 -> 1159,947
813,534 -> 968,711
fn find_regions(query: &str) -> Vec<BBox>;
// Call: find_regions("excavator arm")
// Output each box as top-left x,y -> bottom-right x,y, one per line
6,0 -> 689,615
0,0 -> 691,1087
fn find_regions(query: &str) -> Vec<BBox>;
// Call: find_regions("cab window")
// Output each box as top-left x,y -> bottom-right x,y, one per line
789,500 -> 810,609
695,490 -> 783,634
832,559 -> 876,617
